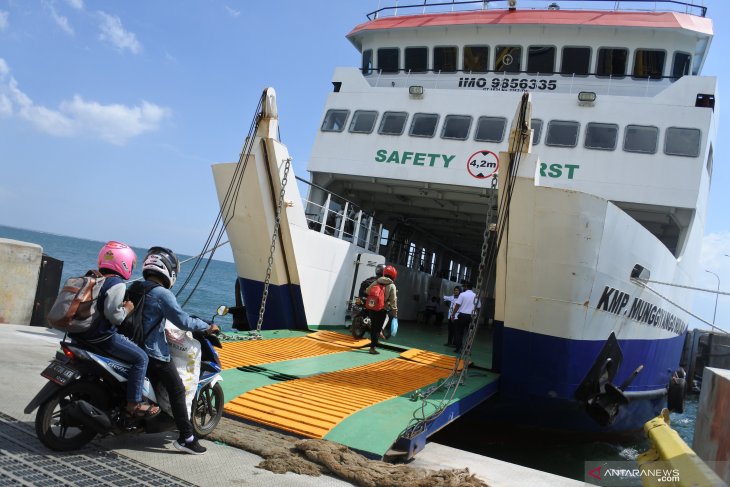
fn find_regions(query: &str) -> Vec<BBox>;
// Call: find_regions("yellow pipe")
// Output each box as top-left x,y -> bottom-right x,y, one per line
637,408 -> 726,487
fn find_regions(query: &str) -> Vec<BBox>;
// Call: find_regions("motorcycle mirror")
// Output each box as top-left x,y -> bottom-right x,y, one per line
216,305 -> 229,316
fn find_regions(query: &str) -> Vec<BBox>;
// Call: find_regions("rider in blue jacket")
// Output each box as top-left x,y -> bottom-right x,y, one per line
140,246 -> 218,455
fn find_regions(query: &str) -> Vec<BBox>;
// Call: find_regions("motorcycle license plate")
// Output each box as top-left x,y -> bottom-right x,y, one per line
41,361 -> 78,386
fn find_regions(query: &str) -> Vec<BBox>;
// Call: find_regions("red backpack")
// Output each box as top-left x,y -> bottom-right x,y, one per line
365,283 -> 386,311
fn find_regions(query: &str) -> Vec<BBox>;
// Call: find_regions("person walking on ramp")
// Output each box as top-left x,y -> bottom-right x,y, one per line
364,265 -> 398,355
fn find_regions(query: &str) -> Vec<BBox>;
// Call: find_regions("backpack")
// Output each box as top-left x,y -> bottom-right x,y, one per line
118,280 -> 160,348
358,276 -> 377,301
47,270 -> 108,333
365,283 -> 386,311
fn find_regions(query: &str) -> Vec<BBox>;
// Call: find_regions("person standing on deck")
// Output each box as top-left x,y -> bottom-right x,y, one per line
442,286 -> 461,347
452,283 -> 476,353
365,265 -> 398,355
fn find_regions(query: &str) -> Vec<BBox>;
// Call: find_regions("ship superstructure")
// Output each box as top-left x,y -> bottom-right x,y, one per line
212,0 -> 718,451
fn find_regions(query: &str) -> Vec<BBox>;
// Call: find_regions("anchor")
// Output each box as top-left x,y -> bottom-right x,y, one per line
575,332 -> 643,426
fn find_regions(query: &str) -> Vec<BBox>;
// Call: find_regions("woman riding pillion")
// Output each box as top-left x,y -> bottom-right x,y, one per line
139,246 -> 219,455
71,241 -> 160,418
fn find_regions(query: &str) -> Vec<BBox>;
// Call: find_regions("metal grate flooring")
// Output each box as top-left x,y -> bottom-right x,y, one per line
0,412 -> 194,487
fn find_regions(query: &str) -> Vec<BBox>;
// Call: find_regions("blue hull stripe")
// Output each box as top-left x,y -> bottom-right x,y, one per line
490,323 -> 685,432
239,277 -> 308,330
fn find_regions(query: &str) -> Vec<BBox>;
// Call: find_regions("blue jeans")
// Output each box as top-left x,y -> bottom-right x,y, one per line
96,333 -> 149,404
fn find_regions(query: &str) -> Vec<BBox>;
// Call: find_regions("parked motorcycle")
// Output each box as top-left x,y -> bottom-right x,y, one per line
25,308 -> 226,451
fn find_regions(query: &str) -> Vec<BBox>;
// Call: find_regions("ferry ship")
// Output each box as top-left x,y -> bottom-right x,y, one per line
210,0 -> 717,457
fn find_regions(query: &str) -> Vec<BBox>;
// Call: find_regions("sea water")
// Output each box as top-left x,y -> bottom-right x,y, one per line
0,224 -> 701,483
0,224 -> 237,330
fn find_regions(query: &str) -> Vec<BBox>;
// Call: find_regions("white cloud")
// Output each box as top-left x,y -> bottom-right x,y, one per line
60,95 -> 171,144
0,94 -> 11,117
49,5 -> 74,35
65,0 -> 84,10
0,59 -> 170,144
0,10 -> 9,31
224,5 -> 240,17
700,232 -> 730,269
98,12 -> 141,54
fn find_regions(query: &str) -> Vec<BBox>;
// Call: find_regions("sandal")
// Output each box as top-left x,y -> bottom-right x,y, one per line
127,403 -> 161,418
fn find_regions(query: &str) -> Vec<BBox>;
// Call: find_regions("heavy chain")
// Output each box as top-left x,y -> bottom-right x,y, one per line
401,174 -> 499,440
460,174 -> 499,363
253,157 -> 292,339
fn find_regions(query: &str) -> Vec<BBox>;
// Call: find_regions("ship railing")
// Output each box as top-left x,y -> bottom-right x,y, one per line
366,0 -> 707,20
296,176 -> 385,253
367,68 -> 680,97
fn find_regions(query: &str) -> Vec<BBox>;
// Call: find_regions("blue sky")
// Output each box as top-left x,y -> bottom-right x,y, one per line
1,0 -> 729,330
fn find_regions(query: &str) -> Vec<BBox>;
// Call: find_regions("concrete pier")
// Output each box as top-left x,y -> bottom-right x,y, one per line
693,367 -> 730,484
0,323 -> 583,486
0,238 -> 42,325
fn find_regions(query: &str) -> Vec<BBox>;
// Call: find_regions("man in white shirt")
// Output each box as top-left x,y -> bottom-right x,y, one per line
451,283 -> 476,353
442,286 -> 461,347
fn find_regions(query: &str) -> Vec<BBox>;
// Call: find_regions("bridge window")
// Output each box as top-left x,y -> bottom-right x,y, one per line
434,46 -> 458,73
379,111 -> 408,135
531,119 -> 543,145
546,120 -> 580,147
362,49 -> 373,75
321,109 -> 349,132
464,45 -> 489,73
561,46 -> 591,77
349,110 -> 378,134
528,46 -> 555,74
672,52 -> 691,80
378,48 -> 399,73
597,47 -> 628,78
633,49 -> 666,80
410,113 -> 439,138
405,47 -> 428,73
623,125 -> 658,154
495,45 -> 521,73
442,115 -> 472,140
474,116 -> 507,143
585,123 -> 619,150
664,127 -> 701,157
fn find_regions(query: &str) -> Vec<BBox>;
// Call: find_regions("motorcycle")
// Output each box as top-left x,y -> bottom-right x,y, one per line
349,297 -> 372,339
349,298 -> 390,340
24,307 -> 227,452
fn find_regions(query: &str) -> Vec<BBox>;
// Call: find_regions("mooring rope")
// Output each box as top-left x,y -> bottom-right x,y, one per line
176,92 -> 266,307
631,278 -> 729,335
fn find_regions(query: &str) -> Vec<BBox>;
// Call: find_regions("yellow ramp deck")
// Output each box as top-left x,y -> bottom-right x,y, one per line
225,354 -> 456,438
217,331 -> 369,370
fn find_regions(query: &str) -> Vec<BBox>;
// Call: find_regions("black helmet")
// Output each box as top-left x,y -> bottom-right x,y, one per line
142,246 -> 180,289
375,264 -> 385,277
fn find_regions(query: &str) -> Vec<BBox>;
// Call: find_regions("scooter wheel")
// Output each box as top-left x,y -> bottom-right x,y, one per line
351,316 -> 368,339
191,382 -> 224,437
35,381 -> 108,451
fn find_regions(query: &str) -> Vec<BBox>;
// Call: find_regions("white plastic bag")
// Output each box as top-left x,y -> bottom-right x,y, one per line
154,320 -> 201,415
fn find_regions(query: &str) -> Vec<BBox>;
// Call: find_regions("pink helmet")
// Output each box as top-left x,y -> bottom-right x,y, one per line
97,241 -> 137,280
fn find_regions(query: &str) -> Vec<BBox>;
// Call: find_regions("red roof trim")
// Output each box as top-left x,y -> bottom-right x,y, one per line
348,10 -> 713,37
